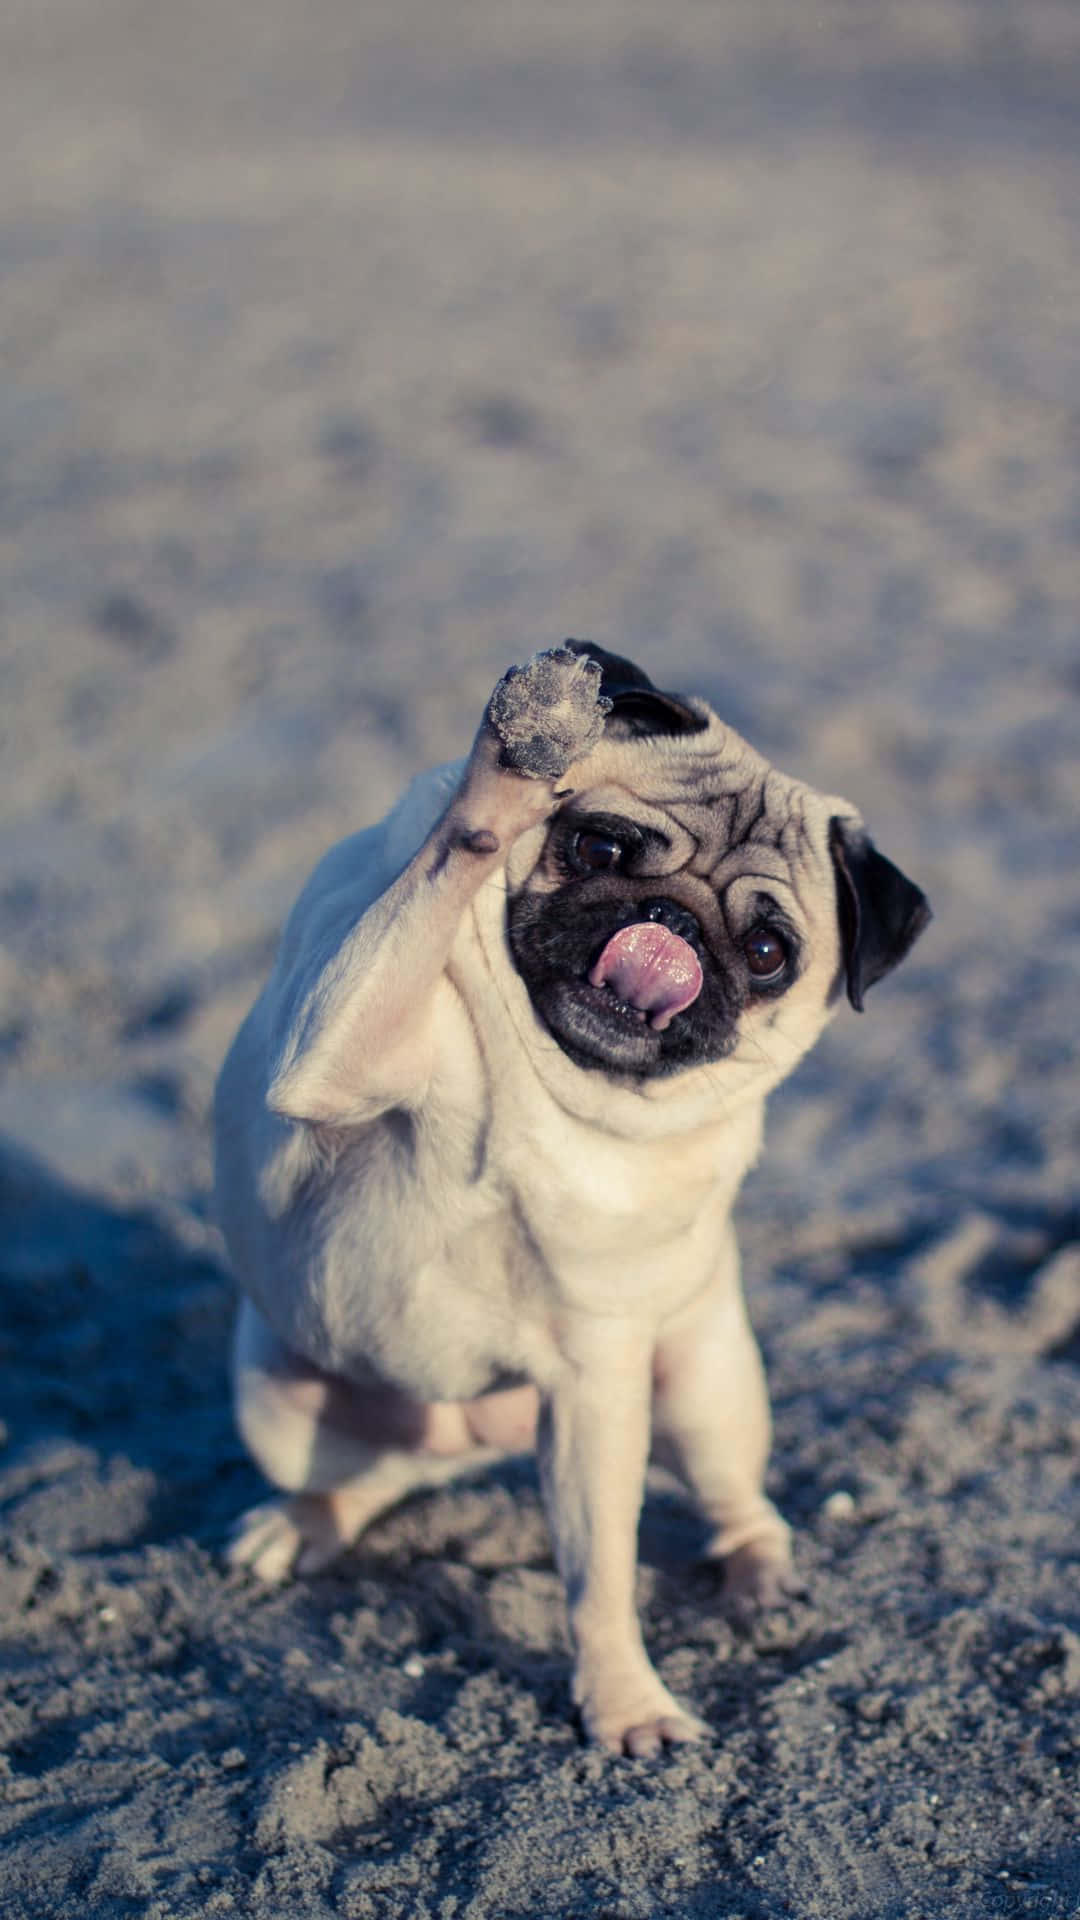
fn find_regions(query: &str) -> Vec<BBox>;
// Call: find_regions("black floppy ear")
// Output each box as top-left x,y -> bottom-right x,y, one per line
829,818 -> 932,1012
563,639 -> 708,738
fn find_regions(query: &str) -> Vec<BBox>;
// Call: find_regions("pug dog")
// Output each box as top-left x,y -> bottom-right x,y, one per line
214,643 -> 929,1755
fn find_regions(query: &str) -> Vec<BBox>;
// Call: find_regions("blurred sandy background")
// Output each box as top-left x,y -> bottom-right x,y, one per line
1,4 -> 1078,1916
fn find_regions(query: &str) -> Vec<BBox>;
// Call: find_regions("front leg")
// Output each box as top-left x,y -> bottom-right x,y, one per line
651,1231 -> 796,1620
539,1320 -> 708,1757
268,648 -> 610,1123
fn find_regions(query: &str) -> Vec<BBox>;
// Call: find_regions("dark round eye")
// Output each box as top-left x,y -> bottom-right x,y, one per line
572,831 -> 625,872
744,926 -> 790,985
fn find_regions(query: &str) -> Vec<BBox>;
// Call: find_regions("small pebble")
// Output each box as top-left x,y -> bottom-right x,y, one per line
822,1489 -> 857,1521
220,1748 -> 247,1771
855,1691 -> 891,1724
402,1653 -> 425,1679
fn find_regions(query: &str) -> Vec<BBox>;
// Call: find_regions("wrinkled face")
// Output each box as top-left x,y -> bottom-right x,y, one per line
507,773 -> 841,1079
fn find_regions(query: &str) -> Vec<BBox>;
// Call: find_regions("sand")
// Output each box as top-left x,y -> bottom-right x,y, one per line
1,3 -> 1078,1915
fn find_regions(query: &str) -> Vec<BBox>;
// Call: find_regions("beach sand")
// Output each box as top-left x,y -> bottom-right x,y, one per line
1,4 -> 1078,1914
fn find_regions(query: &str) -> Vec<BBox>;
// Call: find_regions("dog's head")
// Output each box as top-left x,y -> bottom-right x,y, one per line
505,642 -> 930,1082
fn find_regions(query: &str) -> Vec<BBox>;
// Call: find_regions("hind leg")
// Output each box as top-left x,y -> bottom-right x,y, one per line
228,1298 -> 537,1582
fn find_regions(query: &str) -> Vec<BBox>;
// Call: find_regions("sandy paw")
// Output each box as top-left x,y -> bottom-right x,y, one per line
486,647 -> 611,781
715,1535 -> 806,1627
577,1672 -> 708,1757
614,1707 -> 709,1760
227,1493 -> 352,1584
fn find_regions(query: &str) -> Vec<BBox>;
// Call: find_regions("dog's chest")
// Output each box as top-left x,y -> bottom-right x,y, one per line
349,1090 -> 709,1282
478,1087 -> 749,1323
306,1084 -> 737,1395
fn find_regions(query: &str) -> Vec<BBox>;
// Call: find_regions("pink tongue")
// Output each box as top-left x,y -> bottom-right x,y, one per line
588,923 -> 704,1032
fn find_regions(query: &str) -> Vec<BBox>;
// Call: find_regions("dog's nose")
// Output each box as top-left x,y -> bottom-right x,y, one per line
638,898 -> 701,946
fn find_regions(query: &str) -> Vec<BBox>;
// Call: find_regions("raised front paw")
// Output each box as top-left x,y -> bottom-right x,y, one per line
486,646 -> 612,782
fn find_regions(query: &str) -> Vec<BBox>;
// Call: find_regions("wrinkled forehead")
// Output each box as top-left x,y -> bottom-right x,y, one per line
580,719 -> 831,846
561,718 -> 849,920
572,708 -> 773,806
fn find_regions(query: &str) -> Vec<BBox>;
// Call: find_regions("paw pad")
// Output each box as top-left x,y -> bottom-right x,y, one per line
487,647 -> 612,779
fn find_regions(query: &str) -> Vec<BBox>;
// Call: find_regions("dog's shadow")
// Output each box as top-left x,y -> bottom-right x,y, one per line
0,1133 -> 250,1549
